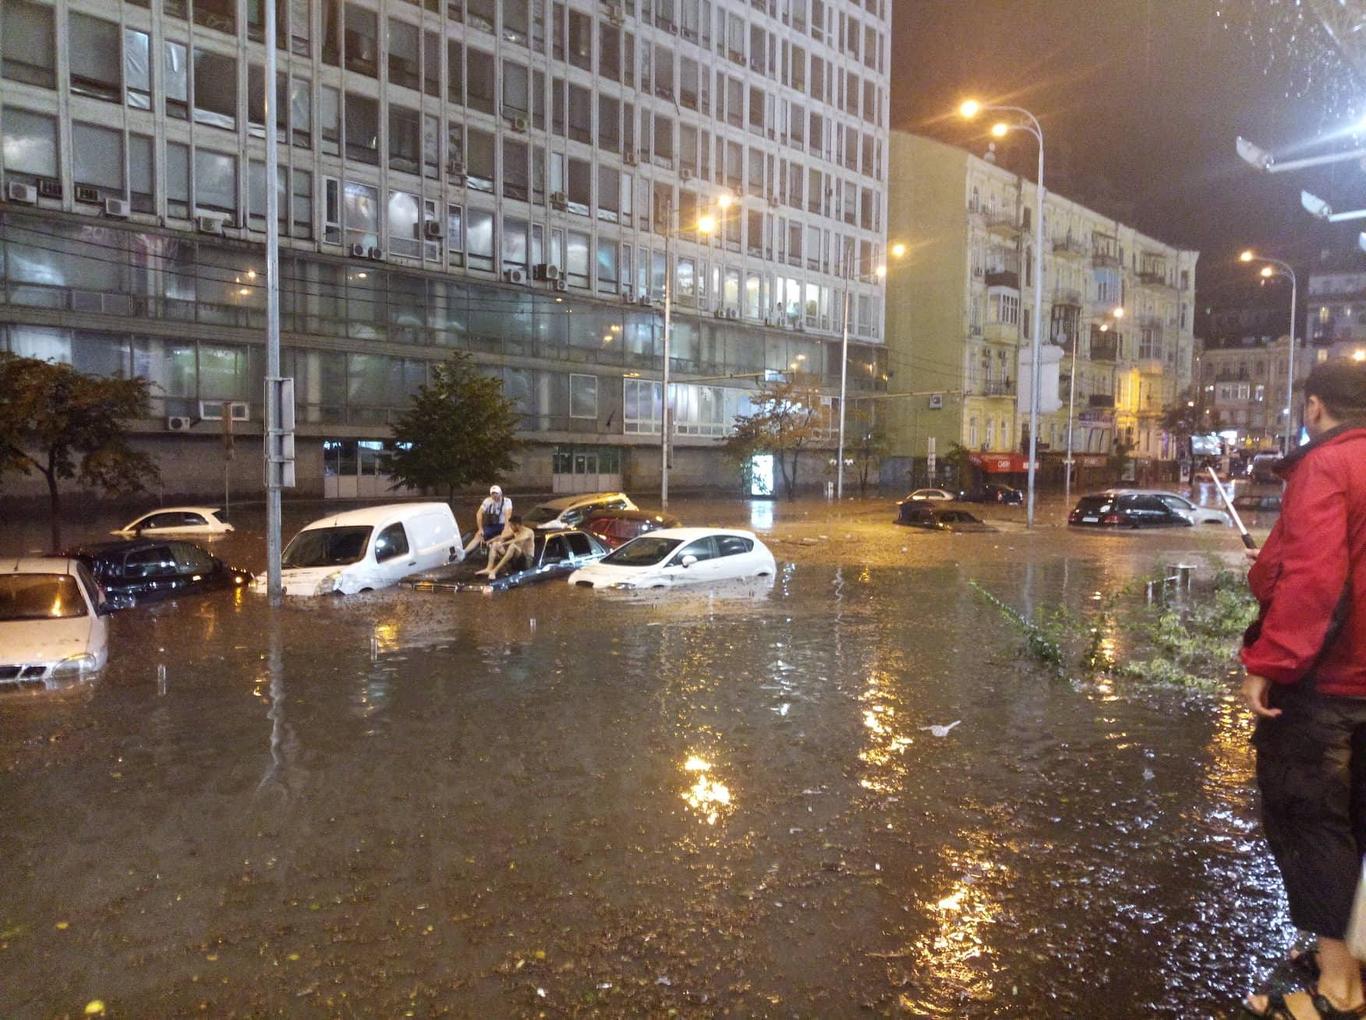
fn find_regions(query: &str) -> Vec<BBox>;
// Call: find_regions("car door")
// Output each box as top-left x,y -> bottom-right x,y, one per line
122,544 -> 181,600
539,535 -> 572,577
168,542 -> 220,593
372,522 -> 415,583
1157,495 -> 1196,524
73,563 -> 108,667
715,534 -> 756,577
564,532 -> 599,568
668,536 -> 722,584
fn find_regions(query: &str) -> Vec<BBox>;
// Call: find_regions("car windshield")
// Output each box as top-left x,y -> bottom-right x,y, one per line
282,526 -> 372,568
1075,497 -> 1111,513
0,574 -> 87,620
524,506 -> 562,525
602,536 -> 683,566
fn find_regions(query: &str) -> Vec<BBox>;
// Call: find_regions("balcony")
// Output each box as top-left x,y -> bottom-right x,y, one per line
984,269 -> 1020,289
985,212 -> 1023,238
1138,270 -> 1175,292
1052,288 -> 1083,307
1091,233 -> 1120,267
1053,236 -> 1087,259
975,379 -> 1016,397
983,321 -> 1019,342
1089,340 -> 1119,361
1088,393 -> 1115,409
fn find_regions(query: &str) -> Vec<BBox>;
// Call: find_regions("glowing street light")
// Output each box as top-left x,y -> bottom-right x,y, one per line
1240,249 -> 1299,453
1064,305 -> 1124,513
959,99 -> 981,119
990,122 -> 1009,139
890,242 -> 907,259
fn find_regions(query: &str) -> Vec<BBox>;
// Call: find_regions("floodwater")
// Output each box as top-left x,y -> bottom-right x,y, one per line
1,493 -> 1290,1017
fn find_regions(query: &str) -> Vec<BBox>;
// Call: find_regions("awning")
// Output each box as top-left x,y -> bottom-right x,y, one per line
969,452 -> 1033,474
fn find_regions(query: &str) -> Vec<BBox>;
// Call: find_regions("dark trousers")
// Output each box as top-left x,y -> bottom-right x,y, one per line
1254,684 -> 1366,939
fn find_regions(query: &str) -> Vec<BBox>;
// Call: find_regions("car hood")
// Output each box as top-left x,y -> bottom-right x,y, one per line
0,616 -> 95,664
568,562 -> 661,588
252,565 -> 367,596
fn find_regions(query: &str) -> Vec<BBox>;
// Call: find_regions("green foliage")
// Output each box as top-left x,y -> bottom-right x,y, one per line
385,353 -> 524,501
969,581 -> 1065,667
0,353 -> 157,549
719,374 -> 831,500
847,405 -> 889,498
1118,568 -> 1258,688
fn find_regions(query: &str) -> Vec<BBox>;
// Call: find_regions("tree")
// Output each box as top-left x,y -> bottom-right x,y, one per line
1107,437 -> 1135,483
846,405 -> 889,498
0,354 -> 158,550
943,442 -> 977,493
719,375 -> 831,500
385,353 -> 524,502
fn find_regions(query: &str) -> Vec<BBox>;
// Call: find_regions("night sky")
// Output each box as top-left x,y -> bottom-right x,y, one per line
890,0 -> 1365,309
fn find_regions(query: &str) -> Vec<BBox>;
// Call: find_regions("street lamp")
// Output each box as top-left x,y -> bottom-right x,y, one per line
1063,305 -> 1123,515
835,240 -> 906,500
1240,249 -> 1300,453
962,98 -> 1046,529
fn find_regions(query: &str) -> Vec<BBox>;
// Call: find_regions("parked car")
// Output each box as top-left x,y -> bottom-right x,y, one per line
261,502 -> 462,596
111,506 -> 233,538
568,528 -> 777,590
0,558 -> 110,692
524,492 -> 638,530
1068,493 -> 1193,529
902,488 -> 955,502
579,509 -> 682,549
896,504 -> 997,532
1248,453 -> 1283,484
1234,493 -> 1283,513
68,539 -> 252,606
1100,489 -> 1231,527
410,529 -> 608,592
958,483 -> 1024,506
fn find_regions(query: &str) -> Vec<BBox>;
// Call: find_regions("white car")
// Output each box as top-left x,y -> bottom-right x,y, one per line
905,488 -> 955,502
112,506 -> 234,538
524,492 -> 638,530
0,558 -> 110,691
260,502 -> 463,596
1102,489 -> 1231,527
567,527 -> 777,590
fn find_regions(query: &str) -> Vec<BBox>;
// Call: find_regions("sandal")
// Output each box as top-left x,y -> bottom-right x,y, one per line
1244,987 -> 1366,1019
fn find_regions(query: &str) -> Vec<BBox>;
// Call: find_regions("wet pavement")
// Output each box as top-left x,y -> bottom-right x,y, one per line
0,490 -> 1291,1016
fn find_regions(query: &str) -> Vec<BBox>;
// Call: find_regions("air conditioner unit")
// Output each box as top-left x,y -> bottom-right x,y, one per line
199,400 -> 251,422
5,181 -> 37,205
423,220 -> 444,239
725,308 -> 739,320
713,309 -> 725,319
196,214 -> 225,235
503,268 -> 526,284
639,295 -> 654,308
104,197 -> 130,218
74,184 -> 100,204
37,177 -> 62,199
447,159 -> 466,177
679,168 -> 693,181
166,416 -> 193,432
553,279 -> 568,292
534,263 -> 563,282
349,242 -> 368,257
623,150 -> 638,166
621,286 -> 636,302
550,191 -> 568,209
366,246 -> 384,260
510,115 -> 529,132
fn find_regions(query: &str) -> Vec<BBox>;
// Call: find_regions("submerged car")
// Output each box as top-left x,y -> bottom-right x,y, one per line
111,506 -> 233,538
1068,493 -> 1192,529
902,488 -> 955,502
568,527 -> 776,590
1234,492 -> 1283,514
260,502 -> 462,596
579,509 -> 682,549
896,505 -> 997,532
958,483 -> 1024,506
1099,489 -> 1231,527
410,529 -> 608,592
68,539 -> 252,607
524,492 -> 638,530
0,558 -> 110,692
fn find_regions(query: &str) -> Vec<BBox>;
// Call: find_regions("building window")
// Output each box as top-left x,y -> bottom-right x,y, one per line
467,49 -> 496,113
69,14 -> 121,102
343,180 -> 378,249
129,133 -> 154,212
388,18 -> 420,90
1,109 -> 58,180
343,3 -> 378,77
344,92 -> 379,164
467,207 -> 494,271
193,50 -> 238,129
569,374 -> 598,419
389,105 -> 420,173
167,142 -> 191,217
567,10 -> 592,70
2,0 -> 55,89
72,123 -> 125,194
194,150 -> 238,214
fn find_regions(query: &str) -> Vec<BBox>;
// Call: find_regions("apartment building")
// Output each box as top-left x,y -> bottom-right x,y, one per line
882,132 -> 1197,485
1307,265 -> 1366,361
0,0 -> 891,500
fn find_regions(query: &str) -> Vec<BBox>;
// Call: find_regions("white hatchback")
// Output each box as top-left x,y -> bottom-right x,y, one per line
567,527 -> 777,590
112,506 -> 234,538
0,558 -> 110,691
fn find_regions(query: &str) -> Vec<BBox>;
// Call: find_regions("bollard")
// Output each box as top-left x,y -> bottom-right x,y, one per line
1175,563 -> 1196,594
157,663 -> 167,696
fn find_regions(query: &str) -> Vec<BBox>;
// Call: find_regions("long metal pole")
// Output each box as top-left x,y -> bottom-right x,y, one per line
1283,269 -> 1298,453
661,197 -> 672,509
264,0 -> 282,605
836,238 -> 853,500
1025,131 -> 1045,530
1063,335 -> 1078,514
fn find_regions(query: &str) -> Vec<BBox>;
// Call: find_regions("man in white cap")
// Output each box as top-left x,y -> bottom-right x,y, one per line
463,484 -> 512,560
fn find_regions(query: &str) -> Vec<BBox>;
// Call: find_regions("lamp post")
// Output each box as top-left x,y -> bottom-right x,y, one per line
1064,306 -> 1123,515
835,241 -> 905,500
961,100 -> 1046,529
1239,250 -> 1299,453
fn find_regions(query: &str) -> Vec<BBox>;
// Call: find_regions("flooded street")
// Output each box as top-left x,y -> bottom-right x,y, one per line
1,496 -> 1289,1016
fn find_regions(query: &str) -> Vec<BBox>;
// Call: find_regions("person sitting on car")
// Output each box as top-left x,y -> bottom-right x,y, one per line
463,484 -> 512,557
477,514 -> 535,580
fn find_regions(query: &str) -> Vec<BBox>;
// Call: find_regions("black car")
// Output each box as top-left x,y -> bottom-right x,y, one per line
409,529 -> 607,592
67,539 -> 254,606
958,483 -> 1024,506
895,504 -> 997,532
1068,494 -> 1192,529
1234,493 -> 1283,513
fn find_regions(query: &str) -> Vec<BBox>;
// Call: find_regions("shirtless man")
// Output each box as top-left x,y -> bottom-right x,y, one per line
478,514 -> 535,580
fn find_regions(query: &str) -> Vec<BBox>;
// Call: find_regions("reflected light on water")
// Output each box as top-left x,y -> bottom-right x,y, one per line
748,501 -> 774,531
373,621 -> 401,653
680,755 -> 733,825
858,670 -> 911,795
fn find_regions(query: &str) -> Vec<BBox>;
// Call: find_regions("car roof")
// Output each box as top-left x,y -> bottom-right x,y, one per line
581,509 -> 675,523
534,492 -> 629,511
0,556 -> 80,575
643,527 -> 758,541
299,502 -> 451,530
133,505 -> 221,517
69,538 -> 189,556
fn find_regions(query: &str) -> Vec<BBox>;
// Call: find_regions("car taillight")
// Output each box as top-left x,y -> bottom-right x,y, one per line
1102,514 -> 1121,525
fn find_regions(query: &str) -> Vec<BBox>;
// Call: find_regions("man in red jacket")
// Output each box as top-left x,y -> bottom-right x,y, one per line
1243,358 -> 1366,1019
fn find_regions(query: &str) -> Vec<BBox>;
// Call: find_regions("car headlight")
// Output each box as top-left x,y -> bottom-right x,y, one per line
51,653 -> 96,677
612,581 -> 636,590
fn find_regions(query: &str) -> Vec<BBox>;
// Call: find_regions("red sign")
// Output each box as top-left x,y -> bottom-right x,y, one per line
969,452 -> 1032,474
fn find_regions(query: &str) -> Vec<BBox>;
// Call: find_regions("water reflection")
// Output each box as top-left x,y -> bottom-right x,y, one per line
680,754 -> 733,825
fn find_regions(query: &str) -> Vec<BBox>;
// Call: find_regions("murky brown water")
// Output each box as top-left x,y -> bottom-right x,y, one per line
1,494 -> 1289,1016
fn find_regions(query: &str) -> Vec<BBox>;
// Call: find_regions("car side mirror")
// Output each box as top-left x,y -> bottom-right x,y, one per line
680,554 -> 698,568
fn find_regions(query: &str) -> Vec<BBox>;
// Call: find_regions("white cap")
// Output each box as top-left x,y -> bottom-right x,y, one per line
489,484 -> 502,495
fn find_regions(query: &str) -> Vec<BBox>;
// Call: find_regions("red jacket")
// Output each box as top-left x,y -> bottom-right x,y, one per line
1242,425 -> 1366,695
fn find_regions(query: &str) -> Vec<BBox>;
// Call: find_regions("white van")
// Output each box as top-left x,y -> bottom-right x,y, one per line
260,503 -> 463,596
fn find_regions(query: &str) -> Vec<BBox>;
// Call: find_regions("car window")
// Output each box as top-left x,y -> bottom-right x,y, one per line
603,536 -> 682,566
1157,496 -> 1189,512
74,562 -> 102,608
170,542 -> 215,575
560,508 -> 584,526
606,498 -> 629,510
124,545 -> 178,578
717,535 -> 753,557
542,537 -> 569,564
566,533 -> 594,557
374,523 -> 410,562
0,574 -> 88,620
678,536 -> 718,562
